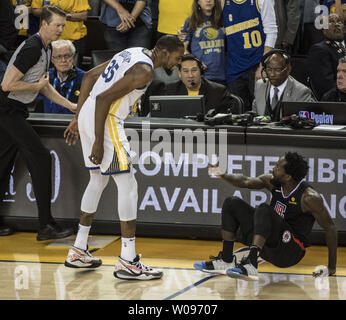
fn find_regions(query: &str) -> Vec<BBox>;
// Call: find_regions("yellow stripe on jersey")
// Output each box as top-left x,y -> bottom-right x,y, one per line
107,115 -> 129,172
232,0 -> 247,4
256,0 -> 261,13
109,98 -> 123,116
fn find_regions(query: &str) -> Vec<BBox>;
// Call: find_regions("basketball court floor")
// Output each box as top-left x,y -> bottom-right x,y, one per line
1,232 -> 346,300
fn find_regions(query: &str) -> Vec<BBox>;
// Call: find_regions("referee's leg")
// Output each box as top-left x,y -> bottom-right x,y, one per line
0,126 -> 18,237
0,128 -> 18,202
0,112 -> 72,238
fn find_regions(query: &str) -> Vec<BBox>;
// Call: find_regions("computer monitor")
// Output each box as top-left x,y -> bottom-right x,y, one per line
149,95 -> 205,118
281,101 -> 346,125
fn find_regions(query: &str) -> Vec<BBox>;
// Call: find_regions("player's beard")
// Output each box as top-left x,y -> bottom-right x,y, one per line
270,176 -> 281,189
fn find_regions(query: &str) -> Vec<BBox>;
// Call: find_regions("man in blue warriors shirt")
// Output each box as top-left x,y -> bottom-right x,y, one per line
222,0 -> 277,111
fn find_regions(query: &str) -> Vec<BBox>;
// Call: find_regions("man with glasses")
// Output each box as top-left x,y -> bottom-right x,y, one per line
41,39 -> 84,114
252,50 -> 315,121
322,56 -> 346,102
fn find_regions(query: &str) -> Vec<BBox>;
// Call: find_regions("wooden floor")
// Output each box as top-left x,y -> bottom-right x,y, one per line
1,232 -> 346,301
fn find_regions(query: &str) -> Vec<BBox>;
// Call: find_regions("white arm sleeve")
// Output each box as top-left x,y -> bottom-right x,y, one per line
258,0 -> 278,48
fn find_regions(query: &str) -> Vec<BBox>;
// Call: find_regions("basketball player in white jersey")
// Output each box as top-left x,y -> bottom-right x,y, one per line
63,35 -> 184,280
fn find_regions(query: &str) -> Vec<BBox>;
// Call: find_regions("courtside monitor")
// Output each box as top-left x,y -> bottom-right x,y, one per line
149,95 -> 205,118
282,101 -> 346,125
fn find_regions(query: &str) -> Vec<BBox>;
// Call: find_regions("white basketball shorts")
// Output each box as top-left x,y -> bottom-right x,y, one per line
78,96 -> 132,175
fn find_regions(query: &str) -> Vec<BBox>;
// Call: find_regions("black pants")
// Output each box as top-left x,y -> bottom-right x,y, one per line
0,110 -> 54,228
73,36 -> 86,69
226,64 -> 257,113
221,196 -> 306,268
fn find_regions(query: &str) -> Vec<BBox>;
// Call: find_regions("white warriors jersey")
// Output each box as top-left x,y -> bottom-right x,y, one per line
89,47 -> 154,120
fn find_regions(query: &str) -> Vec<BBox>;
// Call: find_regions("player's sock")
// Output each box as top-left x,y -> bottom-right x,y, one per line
221,240 -> 235,263
121,237 -> 136,261
73,224 -> 91,250
248,245 -> 261,268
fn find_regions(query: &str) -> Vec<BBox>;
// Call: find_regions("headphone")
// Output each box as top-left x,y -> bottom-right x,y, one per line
179,54 -> 205,75
260,49 -> 291,82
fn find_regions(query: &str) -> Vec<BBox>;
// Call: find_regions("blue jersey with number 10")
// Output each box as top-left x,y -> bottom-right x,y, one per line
223,0 -> 265,82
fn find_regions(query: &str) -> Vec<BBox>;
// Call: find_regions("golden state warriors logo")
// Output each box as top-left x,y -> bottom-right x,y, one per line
232,0 -> 247,4
203,27 -> 219,40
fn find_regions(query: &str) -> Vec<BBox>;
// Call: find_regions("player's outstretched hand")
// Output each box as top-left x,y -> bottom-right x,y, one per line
64,117 -> 79,146
208,164 -> 225,178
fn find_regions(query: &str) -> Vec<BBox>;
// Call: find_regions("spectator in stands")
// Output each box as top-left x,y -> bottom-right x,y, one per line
306,13 -> 345,100
42,40 -> 84,114
0,0 -> 17,84
298,0 -> 324,54
157,0 -> 194,37
31,0 -> 90,67
322,56 -> 346,101
252,50 -> 315,121
323,0 -> 346,43
274,0 -> 301,55
181,0 -> 226,84
323,0 -> 346,19
149,0 -> 159,47
141,54 -> 243,116
222,0 -> 278,112
99,0 -> 152,52
88,0 -> 102,16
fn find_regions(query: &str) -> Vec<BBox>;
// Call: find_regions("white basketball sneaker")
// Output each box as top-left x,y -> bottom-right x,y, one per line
194,251 -> 237,275
226,257 -> 259,281
114,254 -> 163,280
64,246 -> 102,268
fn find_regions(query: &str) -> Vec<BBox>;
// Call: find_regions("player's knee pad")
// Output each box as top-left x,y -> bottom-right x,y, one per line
112,171 -> 138,221
81,170 -> 109,213
221,196 -> 244,230
222,196 -> 244,213
253,203 -> 273,238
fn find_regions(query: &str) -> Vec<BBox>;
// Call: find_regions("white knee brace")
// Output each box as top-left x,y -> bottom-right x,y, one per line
112,170 -> 138,221
81,170 -> 109,213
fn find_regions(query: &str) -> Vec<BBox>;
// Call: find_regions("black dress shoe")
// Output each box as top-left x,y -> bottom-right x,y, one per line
37,223 -> 74,241
0,225 -> 14,236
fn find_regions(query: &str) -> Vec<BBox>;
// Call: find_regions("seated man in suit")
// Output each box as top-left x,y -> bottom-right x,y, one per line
252,49 -> 315,121
141,54 -> 243,116
322,56 -> 346,102
306,13 -> 345,100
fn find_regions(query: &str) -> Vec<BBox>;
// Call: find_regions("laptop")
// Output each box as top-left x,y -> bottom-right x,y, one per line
281,101 -> 346,125
149,95 -> 205,118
